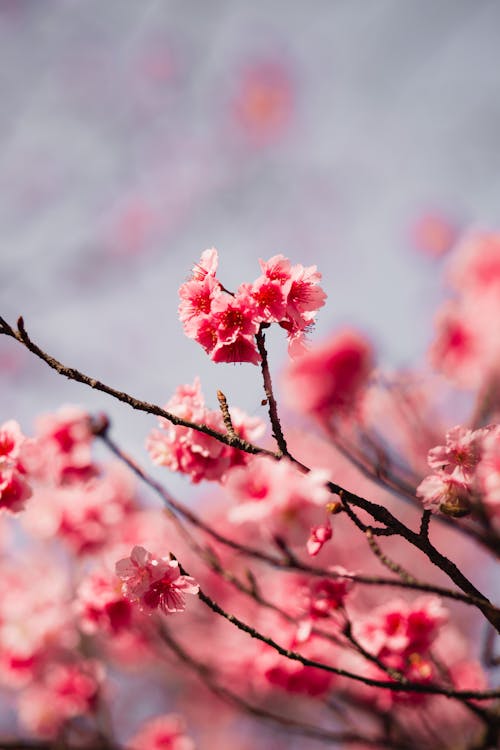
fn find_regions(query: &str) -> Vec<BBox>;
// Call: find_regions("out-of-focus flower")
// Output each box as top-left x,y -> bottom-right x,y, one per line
283,329 -> 373,421
306,522 -> 332,556
128,714 -> 195,750
0,419 -> 32,513
147,378 -> 264,483
17,662 -> 100,739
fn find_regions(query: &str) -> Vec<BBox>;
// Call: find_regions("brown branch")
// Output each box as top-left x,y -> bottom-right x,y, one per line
365,528 -> 416,584
329,480 -> 500,631
159,625 -> 411,749
0,316 -> 273,458
216,389 -> 237,439
189,573 -> 500,701
255,325 -> 289,456
98,429 -> 495,612
3,315 -> 498,628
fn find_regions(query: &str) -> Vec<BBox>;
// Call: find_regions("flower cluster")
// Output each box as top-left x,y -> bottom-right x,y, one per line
147,377 -> 265,483
178,248 -> 326,362
115,545 -> 199,616
18,662 -> 100,739
430,232 -> 500,387
354,597 -> 448,704
416,423 -> 500,522
225,455 -> 332,550
0,420 -> 32,513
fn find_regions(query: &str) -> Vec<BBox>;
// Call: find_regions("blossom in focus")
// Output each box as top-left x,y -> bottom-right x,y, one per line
178,250 -> 326,362
115,546 -> 199,615
416,423 -> 492,516
427,424 -> 484,481
282,329 -> 373,421
128,714 -> 195,750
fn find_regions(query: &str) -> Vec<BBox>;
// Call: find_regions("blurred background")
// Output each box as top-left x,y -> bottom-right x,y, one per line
2,0 -> 500,497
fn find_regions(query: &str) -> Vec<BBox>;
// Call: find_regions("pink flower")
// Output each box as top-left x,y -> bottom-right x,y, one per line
476,425 -> 500,529
17,662 -> 100,739
259,254 -> 293,283
416,471 -> 471,516
75,571 -> 132,634
178,274 -> 222,329
191,288 -> 261,365
244,276 -> 288,322
0,420 -> 32,513
178,251 -> 326,363
0,419 -> 26,462
128,714 -> 195,750
427,425 -> 485,480
192,247 -> 218,280
115,546 -> 199,615
283,329 -> 373,421
449,232 -> 500,295
354,597 -> 447,658
226,456 -> 331,544
285,262 -> 327,326
306,522 -> 332,556
0,467 -> 32,513
147,378 -> 264,483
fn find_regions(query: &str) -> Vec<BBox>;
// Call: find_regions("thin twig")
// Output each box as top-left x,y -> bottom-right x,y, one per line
3,315 -> 499,629
255,325 -> 289,456
159,625 -> 412,749
216,389 -> 237,439
0,316 -> 273,458
98,429 -> 495,611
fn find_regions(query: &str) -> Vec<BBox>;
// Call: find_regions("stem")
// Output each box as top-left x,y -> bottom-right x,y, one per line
99,429 -> 492,611
0,316 -> 272,458
192,577 -> 500,701
160,625 -> 408,748
255,325 -> 289,456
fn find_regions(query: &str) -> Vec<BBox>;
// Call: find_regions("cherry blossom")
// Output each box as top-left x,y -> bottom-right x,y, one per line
225,455 -> 331,544
128,714 -> 195,750
0,419 -> 32,513
115,546 -> 199,615
178,250 -> 326,362
147,378 -> 264,483
306,521 -> 332,556
283,329 -> 373,421
17,662 -> 100,739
